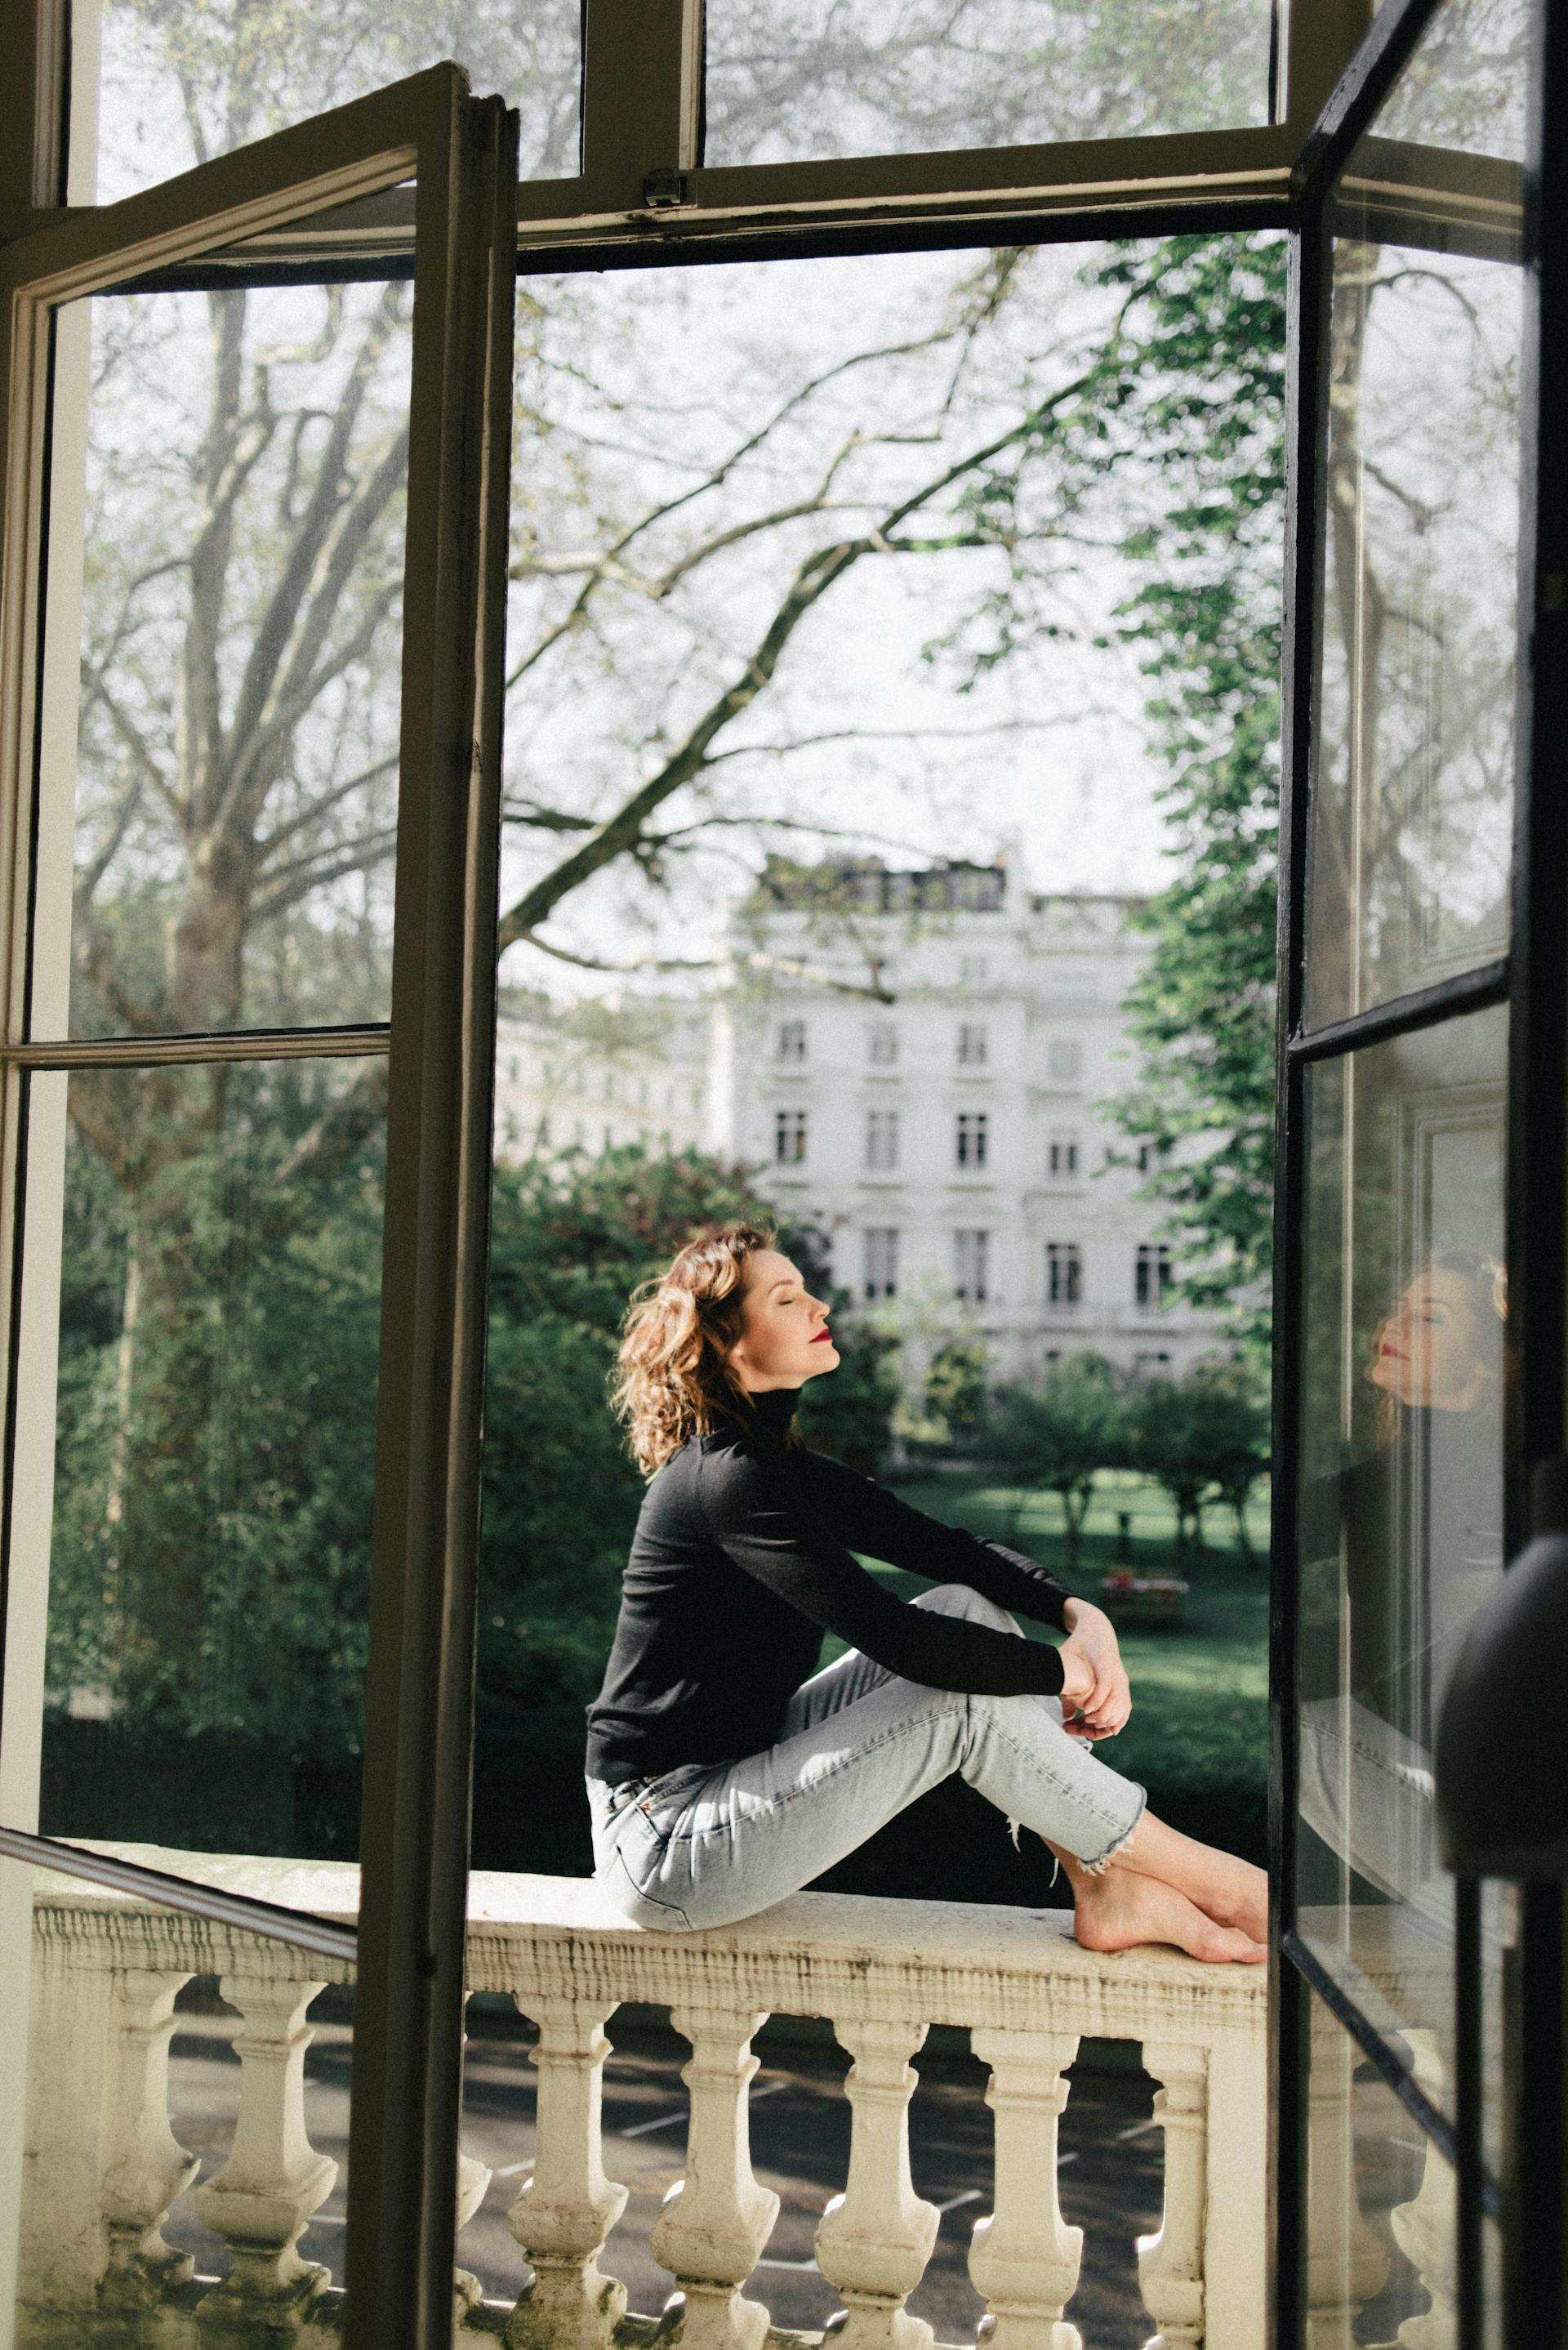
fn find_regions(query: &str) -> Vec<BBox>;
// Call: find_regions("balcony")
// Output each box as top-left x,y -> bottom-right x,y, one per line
14,1848 -> 1281,2350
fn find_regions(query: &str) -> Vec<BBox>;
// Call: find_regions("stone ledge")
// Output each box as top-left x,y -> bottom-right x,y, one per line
33,1841 -> 1265,2043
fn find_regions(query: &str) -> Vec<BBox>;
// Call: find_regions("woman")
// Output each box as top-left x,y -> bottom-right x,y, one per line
1297,1247 -> 1506,1933
586,1224 -> 1267,1961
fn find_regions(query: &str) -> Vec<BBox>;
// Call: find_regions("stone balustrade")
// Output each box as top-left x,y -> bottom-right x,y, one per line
13,1846 -> 1273,2350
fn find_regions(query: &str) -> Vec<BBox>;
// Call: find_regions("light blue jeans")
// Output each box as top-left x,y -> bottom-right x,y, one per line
587,1582 -> 1147,1931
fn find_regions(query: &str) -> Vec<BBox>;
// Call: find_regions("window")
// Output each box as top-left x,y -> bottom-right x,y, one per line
775,1108 -> 808,1164
1134,1350 -> 1173,1375
1043,1349 -> 1062,1373
863,1227 -> 900,1299
866,1108 -> 900,1171
1046,1242 -> 1082,1305
777,1018 -> 808,1061
1135,1242 -> 1173,1307
867,1021 -> 899,1065
1048,1038 -> 1084,1085
957,1021 -> 988,1065
960,954 -> 989,984
956,1110 -> 989,1167
1049,1136 -> 1079,1178
954,1229 -> 990,1304
1135,1139 -> 1172,1173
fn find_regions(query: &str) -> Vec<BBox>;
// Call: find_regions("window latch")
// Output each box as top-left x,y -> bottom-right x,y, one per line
643,167 -> 692,210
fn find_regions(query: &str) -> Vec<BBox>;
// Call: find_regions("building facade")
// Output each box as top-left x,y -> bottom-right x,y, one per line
712,856 -> 1222,1385
492,988 -> 710,1163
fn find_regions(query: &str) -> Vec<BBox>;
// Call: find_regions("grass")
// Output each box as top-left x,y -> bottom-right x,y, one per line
855,1468 -> 1269,1809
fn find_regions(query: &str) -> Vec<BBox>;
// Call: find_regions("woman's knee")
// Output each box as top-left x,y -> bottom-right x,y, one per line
914,1583 -> 1022,1636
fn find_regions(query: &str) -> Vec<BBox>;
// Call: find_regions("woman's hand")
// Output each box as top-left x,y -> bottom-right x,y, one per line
1056,1599 -> 1132,1741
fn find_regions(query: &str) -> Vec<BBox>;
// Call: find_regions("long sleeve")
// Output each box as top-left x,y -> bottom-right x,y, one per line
791,1445 -> 1072,1632
697,1440 -> 1067,1697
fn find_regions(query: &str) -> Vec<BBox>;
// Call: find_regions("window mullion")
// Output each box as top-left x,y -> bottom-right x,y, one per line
580,0 -> 702,212
1278,0 -> 1378,132
0,0 -> 69,237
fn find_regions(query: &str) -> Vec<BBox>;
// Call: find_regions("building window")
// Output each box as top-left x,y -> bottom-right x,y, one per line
956,1110 -> 989,1167
868,1021 -> 899,1065
1135,1350 -> 1173,1374
1043,1349 -> 1062,1373
1135,1139 -> 1171,1173
777,1018 -> 808,1062
775,1108 -> 808,1164
957,1021 -> 988,1066
863,1227 -> 900,1299
960,954 -> 989,984
1046,1242 -> 1082,1305
954,1228 -> 990,1303
1049,1136 -> 1079,1178
866,1108 -> 901,1171
1135,1242 -> 1174,1307
1048,1038 -> 1084,1085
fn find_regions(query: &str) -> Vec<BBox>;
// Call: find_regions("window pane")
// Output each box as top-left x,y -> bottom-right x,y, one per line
702,0 -> 1274,168
5,1856 -> 357,2343
1294,1003 -> 1506,2116
1303,0 -> 1528,1027
82,0 -> 581,202
51,278 -> 412,1041
1302,1994 -> 1454,2348
7,1059 -> 384,1897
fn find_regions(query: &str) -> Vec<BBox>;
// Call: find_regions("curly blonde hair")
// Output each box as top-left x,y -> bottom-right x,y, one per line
613,1223 -> 799,1476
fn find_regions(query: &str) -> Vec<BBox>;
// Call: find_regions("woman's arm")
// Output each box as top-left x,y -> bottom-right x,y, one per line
698,1443 -> 1071,1698
791,1444 -> 1073,1631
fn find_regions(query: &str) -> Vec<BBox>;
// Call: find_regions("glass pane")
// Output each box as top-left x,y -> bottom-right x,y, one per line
702,0 -> 1274,167
1303,1994 -> 1454,2349
4,1059 -> 384,1898
3,1856 -> 355,2343
1294,1003 -> 1506,2114
52,277 -> 412,1041
1303,0 -> 1528,1028
82,0 -> 581,201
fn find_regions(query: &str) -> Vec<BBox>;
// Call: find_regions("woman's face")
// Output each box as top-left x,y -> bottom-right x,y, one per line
727,1249 -> 840,1393
1367,1268 -> 1494,1411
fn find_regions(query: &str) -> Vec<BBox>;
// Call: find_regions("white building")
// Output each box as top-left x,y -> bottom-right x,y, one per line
492,988 -> 710,1164
710,856 -> 1222,1385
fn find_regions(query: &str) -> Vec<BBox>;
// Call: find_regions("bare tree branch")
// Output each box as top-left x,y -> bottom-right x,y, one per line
516,926 -> 897,1001
497,363 -> 1095,952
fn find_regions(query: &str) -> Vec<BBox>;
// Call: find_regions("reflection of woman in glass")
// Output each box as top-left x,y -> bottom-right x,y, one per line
1298,1249 -> 1506,1934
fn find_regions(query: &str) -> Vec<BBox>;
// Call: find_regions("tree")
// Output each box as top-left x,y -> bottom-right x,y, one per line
1076,234 -> 1288,1351
1121,1361 -> 1268,1565
976,1353 -> 1122,1572
921,1337 -> 993,1451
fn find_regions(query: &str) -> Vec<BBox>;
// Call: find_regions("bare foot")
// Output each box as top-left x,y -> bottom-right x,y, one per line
1115,1814 -> 1270,1944
1070,1865 -> 1267,1966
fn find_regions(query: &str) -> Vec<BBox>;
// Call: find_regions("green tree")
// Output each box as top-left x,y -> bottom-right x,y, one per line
1122,1361 -> 1268,1566
922,1337 -> 993,1451
1085,234 -> 1286,1350
976,1353 -> 1123,1572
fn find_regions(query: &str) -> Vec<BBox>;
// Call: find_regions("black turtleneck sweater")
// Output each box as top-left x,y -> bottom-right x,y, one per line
585,1386 -> 1074,1786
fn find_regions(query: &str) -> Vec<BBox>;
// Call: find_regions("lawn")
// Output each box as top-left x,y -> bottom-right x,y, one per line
846,1468 -> 1270,1868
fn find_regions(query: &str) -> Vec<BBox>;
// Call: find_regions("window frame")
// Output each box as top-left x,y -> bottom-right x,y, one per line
0,67 -> 518,2350
1045,1239 -> 1082,1306
2,0 -> 1381,265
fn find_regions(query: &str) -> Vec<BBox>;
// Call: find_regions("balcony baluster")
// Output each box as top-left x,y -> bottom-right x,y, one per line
648,2004 -> 779,2350
506,1996 -> 628,2350
815,2018 -> 939,2350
